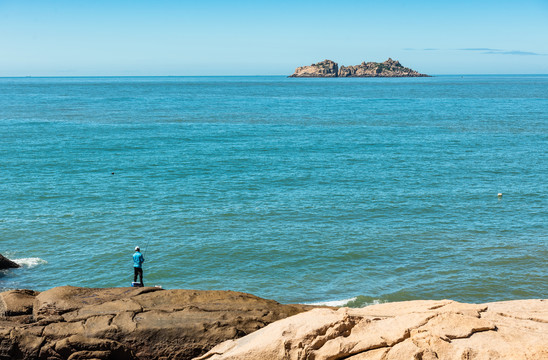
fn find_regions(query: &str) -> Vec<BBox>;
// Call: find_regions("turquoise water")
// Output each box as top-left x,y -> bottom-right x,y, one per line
0,75 -> 547,306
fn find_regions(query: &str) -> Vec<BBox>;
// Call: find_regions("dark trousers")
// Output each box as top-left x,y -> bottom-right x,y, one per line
134,267 -> 143,285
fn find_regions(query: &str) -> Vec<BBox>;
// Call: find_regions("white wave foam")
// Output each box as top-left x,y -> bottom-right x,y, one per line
306,297 -> 386,308
359,299 -> 384,307
306,297 -> 358,307
13,257 -> 48,268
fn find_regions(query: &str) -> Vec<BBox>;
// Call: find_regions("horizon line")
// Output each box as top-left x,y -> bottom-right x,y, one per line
1,74 -> 548,79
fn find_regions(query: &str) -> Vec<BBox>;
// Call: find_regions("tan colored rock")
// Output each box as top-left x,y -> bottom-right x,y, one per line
33,285 -> 157,321
197,299 -> 548,360
52,335 -> 132,360
2,287 -> 546,360
0,289 -> 38,318
289,60 -> 339,77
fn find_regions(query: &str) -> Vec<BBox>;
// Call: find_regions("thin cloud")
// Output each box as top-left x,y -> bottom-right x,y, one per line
459,48 -> 502,51
460,48 -> 543,56
404,48 -> 544,55
497,50 -> 543,56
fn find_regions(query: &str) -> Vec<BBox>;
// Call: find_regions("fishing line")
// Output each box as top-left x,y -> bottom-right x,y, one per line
143,237 -> 152,257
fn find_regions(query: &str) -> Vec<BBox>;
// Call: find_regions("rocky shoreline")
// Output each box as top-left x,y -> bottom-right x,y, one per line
199,299 -> 547,360
290,58 -> 429,77
0,286 -> 312,359
0,286 -> 546,359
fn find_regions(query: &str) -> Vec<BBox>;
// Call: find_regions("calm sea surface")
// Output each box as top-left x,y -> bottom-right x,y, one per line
0,75 -> 546,306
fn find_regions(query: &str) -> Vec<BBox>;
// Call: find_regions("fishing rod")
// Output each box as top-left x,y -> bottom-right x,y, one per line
143,237 -> 152,257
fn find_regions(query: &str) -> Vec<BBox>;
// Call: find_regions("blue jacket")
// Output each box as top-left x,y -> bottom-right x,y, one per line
133,251 -> 144,268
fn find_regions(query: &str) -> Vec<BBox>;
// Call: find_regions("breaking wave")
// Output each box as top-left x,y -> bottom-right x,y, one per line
307,296 -> 386,308
13,257 -> 48,268
307,297 -> 358,307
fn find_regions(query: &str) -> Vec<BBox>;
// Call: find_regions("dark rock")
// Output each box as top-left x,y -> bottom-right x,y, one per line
0,254 -> 20,269
0,286 -> 314,360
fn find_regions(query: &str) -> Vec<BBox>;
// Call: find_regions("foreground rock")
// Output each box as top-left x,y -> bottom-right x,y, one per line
290,58 -> 429,77
0,254 -> 20,269
198,299 -> 548,360
0,286 -> 312,359
2,287 -> 546,360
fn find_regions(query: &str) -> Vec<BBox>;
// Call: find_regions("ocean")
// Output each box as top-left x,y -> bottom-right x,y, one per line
0,75 -> 546,306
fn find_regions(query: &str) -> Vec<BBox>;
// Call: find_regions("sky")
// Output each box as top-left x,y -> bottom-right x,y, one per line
0,0 -> 547,76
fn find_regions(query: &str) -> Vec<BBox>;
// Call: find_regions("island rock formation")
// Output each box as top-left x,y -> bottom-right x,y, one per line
0,253 -> 20,269
290,58 -> 429,77
289,59 -> 339,77
1,287 -> 546,360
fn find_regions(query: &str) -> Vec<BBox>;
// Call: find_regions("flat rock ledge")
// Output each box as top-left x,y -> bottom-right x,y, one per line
290,58 -> 429,77
0,286 -> 312,360
198,299 -> 548,360
0,287 -> 546,360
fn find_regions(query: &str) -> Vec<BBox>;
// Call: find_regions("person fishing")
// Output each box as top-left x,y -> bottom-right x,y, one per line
133,246 -> 145,286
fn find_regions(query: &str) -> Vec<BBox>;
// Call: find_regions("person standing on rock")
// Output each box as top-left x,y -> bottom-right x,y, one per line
133,246 -> 145,286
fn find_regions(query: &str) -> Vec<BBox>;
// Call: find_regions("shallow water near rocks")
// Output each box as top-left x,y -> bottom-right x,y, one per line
0,75 -> 547,306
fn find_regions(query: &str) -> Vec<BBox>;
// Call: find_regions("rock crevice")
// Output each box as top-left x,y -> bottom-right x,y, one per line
199,299 -> 548,360
1,288 -> 546,360
0,286 -> 313,360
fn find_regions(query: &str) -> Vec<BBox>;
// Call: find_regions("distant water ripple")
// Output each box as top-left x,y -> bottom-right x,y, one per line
0,75 -> 546,305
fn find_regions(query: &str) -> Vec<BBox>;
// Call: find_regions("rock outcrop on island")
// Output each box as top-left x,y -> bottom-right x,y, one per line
289,59 -> 339,77
0,286 -> 312,360
290,58 -> 429,77
198,299 -> 548,360
1,287 -> 546,360
0,253 -> 20,269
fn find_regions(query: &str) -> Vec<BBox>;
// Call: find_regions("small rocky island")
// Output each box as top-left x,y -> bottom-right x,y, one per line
290,58 -> 429,77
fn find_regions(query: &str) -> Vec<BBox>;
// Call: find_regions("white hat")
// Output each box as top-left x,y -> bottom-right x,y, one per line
135,246 -> 140,251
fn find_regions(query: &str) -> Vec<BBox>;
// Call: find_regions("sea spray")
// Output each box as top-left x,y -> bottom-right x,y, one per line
12,258 -> 48,269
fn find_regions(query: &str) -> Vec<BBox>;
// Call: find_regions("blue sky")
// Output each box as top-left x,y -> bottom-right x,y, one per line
0,0 -> 547,76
